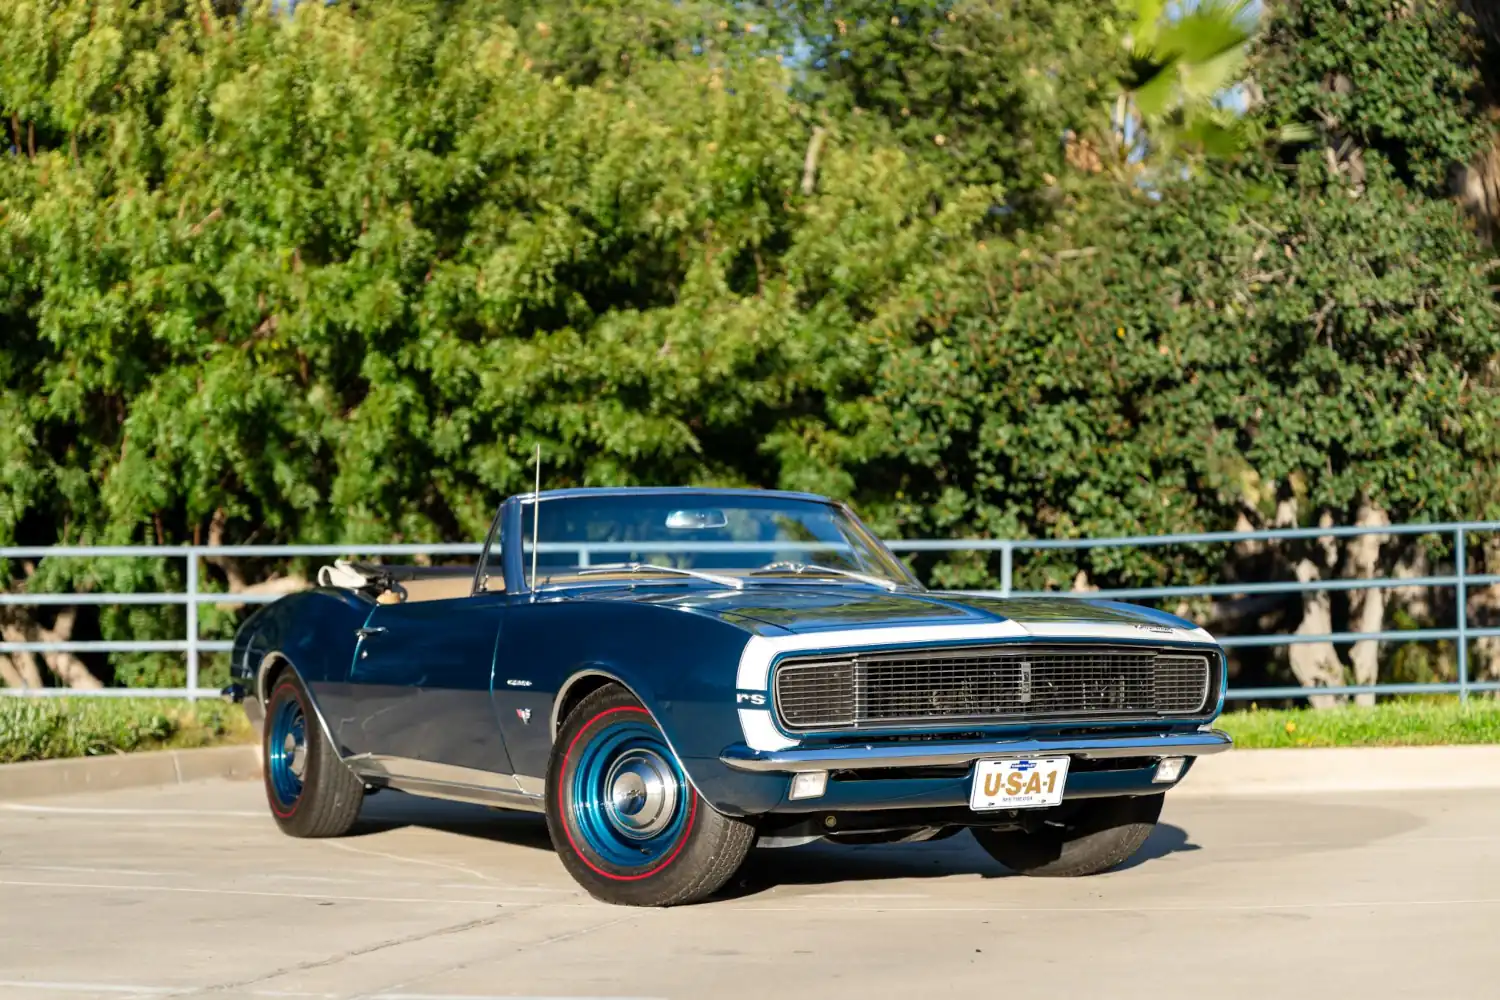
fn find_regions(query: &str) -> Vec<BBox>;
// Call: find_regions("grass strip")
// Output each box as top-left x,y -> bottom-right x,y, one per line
1219,698 -> 1500,749
0,697 -> 254,764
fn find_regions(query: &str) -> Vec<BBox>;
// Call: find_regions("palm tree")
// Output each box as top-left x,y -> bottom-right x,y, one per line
1126,0 -> 1259,154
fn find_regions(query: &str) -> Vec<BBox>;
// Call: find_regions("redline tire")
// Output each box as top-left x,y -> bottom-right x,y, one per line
262,671 -> 363,838
970,793 -> 1164,877
545,685 -> 754,906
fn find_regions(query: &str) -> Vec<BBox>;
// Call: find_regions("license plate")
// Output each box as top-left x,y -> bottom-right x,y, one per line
970,757 -> 1069,811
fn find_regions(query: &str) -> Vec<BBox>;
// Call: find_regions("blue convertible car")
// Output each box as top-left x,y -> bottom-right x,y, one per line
229,488 -> 1230,906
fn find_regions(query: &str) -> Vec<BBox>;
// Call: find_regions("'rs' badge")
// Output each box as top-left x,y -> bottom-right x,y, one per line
516,708 -> 532,724
1017,661 -> 1032,705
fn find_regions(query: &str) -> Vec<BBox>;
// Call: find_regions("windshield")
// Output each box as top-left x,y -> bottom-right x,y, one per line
519,493 -> 918,590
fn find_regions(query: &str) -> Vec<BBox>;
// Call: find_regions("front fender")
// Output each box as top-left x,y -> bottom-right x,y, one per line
509,599 -> 791,817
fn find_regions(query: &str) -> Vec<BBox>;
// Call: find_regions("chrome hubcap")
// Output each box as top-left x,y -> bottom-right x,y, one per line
602,748 -> 678,840
284,731 -> 307,779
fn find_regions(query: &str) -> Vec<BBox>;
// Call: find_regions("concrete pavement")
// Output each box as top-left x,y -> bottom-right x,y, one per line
0,778 -> 1496,1000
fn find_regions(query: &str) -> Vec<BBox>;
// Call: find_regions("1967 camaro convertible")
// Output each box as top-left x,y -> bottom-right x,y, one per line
228,487 -> 1230,906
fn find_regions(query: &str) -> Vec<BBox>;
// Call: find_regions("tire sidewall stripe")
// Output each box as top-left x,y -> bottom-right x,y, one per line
558,705 -> 697,882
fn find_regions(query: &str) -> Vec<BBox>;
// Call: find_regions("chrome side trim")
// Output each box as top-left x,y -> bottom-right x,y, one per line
514,774 -> 546,796
719,729 -> 1233,773
344,755 -> 546,813
380,777 -> 547,814
344,755 -> 523,791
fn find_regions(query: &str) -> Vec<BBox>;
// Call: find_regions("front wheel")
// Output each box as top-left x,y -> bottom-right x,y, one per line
545,685 -> 754,906
971,793 -> 1164,877
262,671 -> 363,838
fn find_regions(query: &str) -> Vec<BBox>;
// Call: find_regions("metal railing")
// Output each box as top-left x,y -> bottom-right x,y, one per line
1,520 -> 1497,702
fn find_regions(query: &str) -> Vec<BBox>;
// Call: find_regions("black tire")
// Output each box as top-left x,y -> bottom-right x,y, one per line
545,685 -> 755,907
971,793 -> 1164,877
262,671 -> 363,838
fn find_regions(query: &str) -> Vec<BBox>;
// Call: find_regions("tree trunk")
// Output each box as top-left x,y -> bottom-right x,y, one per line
0,652 -> 42,689
1455,1 -> 1500,241
0,607 -> 102,689
1344,504 -> 1389,706
205,507 -> 308,609
1282,504 -> 1344,708
1456,138 -> 1500,243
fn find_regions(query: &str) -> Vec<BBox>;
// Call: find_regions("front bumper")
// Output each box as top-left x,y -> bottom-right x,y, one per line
719,728 -> 1232,773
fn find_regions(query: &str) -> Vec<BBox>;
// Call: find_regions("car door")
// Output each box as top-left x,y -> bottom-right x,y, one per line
341,591 -> 514,777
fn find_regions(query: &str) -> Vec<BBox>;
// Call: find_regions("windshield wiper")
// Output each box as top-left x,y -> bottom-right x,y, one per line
574,562 -> 744,590
747,561 -> 900,592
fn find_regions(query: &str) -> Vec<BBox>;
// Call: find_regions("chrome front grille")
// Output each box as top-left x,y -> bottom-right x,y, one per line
773,644 -> 1213,733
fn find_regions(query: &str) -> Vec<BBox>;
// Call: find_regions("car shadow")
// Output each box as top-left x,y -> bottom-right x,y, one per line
346,790 -> 554,852
339,791 -> 1203,884
720,823 -> 1199,899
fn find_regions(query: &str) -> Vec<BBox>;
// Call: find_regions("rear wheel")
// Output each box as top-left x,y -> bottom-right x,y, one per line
970,793 -> 1163,877
545,685 -> 754,906
263,672 -> 362,838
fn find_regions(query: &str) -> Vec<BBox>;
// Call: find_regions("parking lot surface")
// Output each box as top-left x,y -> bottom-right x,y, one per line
0,778 -> 1495,999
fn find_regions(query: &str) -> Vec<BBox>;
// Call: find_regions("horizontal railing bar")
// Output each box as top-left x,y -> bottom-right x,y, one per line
201,543 -> 485,557
4,519 -> 1499,562
891,521 -> 1500,552
0,640 -> 193,653
0,593 -> 284,607
1223,682 -> 1500,700
3,572 -> 1493,608
0,687 -> 222,698
0,543 -> 488,558
0,593 -> 189,606
964,574 -> 1467,601
1217,628 -> 1500,648
0,640 -> 236,654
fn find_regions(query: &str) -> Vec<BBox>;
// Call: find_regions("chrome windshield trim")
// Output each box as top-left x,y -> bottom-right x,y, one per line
572,562 -> 745,589
719,729 -> 1232,773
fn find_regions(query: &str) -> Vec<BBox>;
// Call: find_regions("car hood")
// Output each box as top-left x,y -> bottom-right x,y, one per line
625,586 -> 1207,640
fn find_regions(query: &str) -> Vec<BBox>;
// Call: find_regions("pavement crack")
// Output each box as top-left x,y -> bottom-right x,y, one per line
345,912 -> 641,1000
168,906 -> 538,999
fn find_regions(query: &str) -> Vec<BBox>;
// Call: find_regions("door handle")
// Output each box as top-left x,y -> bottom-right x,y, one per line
356,626 -> 387,639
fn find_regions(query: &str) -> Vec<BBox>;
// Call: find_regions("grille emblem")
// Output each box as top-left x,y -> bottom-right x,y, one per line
1017,661 -> 1033,704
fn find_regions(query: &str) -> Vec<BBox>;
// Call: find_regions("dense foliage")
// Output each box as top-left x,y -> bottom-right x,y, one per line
2,0 -> 1498,692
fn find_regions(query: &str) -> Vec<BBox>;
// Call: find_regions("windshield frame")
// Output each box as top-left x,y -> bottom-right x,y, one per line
499,491 -> 921,595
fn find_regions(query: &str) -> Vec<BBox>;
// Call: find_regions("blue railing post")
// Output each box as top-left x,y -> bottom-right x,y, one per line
1000,542 -> 1014,598
1456,528 -> 1469,704
186,548 -> 200,702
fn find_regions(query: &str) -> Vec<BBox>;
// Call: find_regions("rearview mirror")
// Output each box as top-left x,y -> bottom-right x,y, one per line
665,509 -> 728,530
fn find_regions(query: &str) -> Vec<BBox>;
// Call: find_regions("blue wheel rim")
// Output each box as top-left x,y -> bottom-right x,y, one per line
570,716 -> 689,868
267,693 -> 307,809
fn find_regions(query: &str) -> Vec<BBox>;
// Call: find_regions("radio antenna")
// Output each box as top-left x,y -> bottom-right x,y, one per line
529,443 -> 541,597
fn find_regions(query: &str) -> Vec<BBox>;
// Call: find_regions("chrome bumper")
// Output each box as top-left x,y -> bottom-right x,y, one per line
720,729 -> 1232,773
